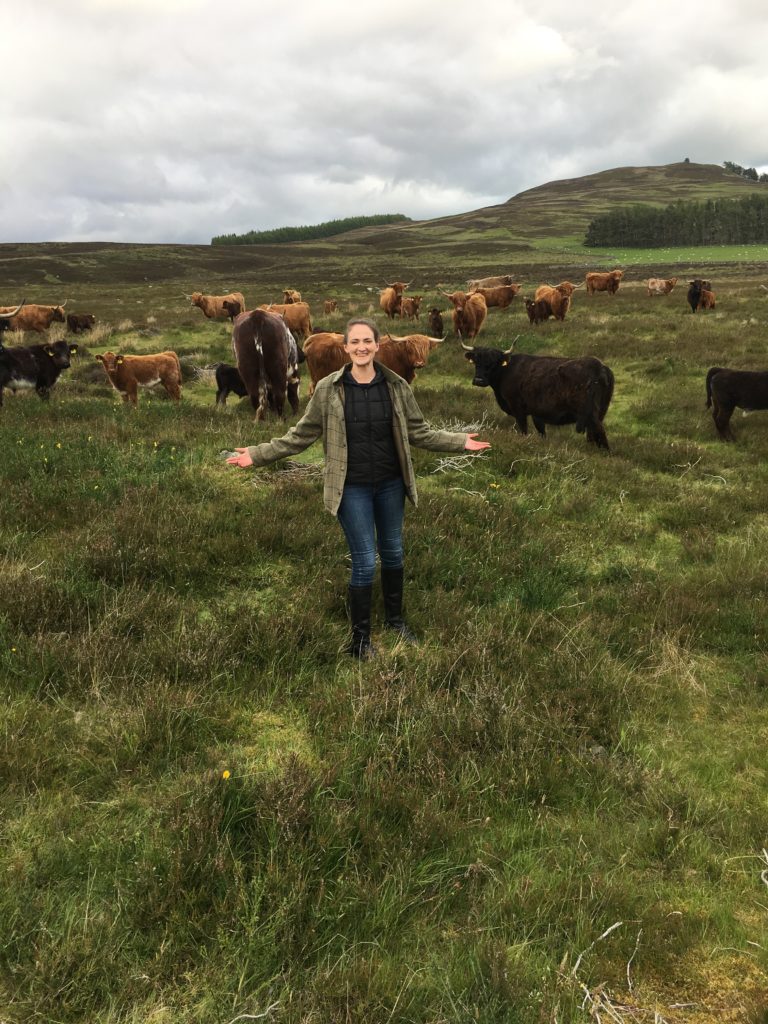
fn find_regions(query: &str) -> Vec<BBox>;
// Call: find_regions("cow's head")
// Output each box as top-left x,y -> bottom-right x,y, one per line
441,290 -> 467,309
385,281 -> 409,295
190,292 -> 203,306
45,340 -> 77,368
96,351 -> 122,373
462,344 -> 512,387
52,305 -> 66,323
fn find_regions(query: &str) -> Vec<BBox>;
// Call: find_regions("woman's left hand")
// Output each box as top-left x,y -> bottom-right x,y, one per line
226,447 -> 253,468
464,433 -> 491,451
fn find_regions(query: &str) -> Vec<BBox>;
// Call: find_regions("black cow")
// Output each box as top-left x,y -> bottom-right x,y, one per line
687,279 -> 713,313
232,309 -> 300,420
67,312 -> 96,333
214,362 -> 248,406
0,339 -> 78,406
427,308 -> 444,337
222,300 -> 242,321
706,366 -> 768,441
524,297 -> 552,325
463,344 -> 614,449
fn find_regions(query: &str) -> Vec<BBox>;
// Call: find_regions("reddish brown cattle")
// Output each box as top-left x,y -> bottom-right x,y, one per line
466,274 -> 515,290
232,310 -> 301,419
647,277 -> 678,296
96,351 -> 182,405
379,281 -> 409,319
258,301 -> 312,340
191,291 -> 246,319
468,283 -> 520,308
585,270 -> 624,295
0,302 -> 67,333
222,300 -> 242,321
399,295 -> 422,320
687,280 -> 715,312
323,299 -> 338,314
533,284 -> 571,321
441,290 -> 488,339
302,332 -> 440,394
283,289 -> 302,304
524,297 -> 553,324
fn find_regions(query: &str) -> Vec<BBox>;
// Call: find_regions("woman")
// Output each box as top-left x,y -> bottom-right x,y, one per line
227,317 -> 490,659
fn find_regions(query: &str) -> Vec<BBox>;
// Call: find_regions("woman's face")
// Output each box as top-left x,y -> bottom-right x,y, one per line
344,323 -> 379,371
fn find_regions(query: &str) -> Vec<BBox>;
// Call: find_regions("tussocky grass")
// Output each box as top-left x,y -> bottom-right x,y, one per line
0,250 -> 767,1022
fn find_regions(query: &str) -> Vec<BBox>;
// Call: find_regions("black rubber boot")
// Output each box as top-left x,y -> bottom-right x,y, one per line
345,584 -> 376,660
381,567 -> 417,643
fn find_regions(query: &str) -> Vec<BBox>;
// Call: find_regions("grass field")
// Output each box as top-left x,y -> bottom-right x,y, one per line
2,163 -> 768,1022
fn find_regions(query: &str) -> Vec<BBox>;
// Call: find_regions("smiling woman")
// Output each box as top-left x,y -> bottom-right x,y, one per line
227,316 -> 491,659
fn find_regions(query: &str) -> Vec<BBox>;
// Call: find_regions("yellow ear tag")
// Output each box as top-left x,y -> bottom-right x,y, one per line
46,348 -> 54,356
501,359 -> 508,366
116,356 -> 124,364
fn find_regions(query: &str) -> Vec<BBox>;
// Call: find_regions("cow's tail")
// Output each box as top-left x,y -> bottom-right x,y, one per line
576,364 -> 614,434
706,367 -> 726,408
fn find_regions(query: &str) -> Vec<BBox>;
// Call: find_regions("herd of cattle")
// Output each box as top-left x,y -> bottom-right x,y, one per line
0,269 -> 764,445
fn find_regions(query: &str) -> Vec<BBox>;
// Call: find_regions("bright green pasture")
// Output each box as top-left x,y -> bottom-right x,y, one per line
1,260 -> 767,1023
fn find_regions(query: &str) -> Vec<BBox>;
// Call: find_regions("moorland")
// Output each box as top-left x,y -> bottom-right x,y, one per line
1,162 -> 767,1023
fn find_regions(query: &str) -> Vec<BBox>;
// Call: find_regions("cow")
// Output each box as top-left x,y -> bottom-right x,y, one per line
585,270 -> 624,295
323,299 -> 338,314
532,284 -> 571,321
467,274 -> 516,291
706,366 -> 768,441
283,289 -> 302,304
302,332 -> 440,395
232,309 -> 301,420
525,297 -> 553,324
258,301 -> 312,340
66,312 -> 96,333
441,290 -> 488,339
0,302 -> 67,333
462,344 -> 614,450
213,362 -> 248,406
222,300 -> 242,321
0,337 -> 78,406
399,295 -> 422,320
687,280 -> 714,313
379,281 -> 409,319
96,351 -> 182,405
468,283 -> 521,309
191,291 -> 247,320
427,308 -> 444,336
646,277 -> 678,296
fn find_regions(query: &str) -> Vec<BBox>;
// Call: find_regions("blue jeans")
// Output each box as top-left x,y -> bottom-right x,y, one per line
337,477 -> 405,586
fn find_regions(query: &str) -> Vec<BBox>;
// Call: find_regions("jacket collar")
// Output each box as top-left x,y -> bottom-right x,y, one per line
331,361 -> 404,387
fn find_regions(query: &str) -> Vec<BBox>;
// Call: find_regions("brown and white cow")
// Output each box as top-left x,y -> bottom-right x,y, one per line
96,351 -> 182,405
646,277 -> 678,296
232,309 -> 301,420
585,270 -> 624,295
191,291 -> 247,319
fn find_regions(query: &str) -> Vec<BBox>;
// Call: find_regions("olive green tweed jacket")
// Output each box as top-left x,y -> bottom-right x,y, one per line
246,363 -> 468,515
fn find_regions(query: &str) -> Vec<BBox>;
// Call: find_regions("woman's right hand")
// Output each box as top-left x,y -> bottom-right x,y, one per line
464,433 -> 491,451
226,447 -> 253,468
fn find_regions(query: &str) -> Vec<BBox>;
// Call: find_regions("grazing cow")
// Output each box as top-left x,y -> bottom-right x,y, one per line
463,344 -> 614,449
0,337 -> 78,406
687,280 -> 714,313
646,277 -> 678,296
232,309 -> 301,420
706,366 -> 768,441
0,302 -> 67,333
283,289 -> 302,304
585,270 -> 624,295
532,284 -> 571,321
525,297 -> 553,325
258,301 -> 312,340
466,274 -> 516,291
66,312 -> 96,333
379,281 -> 409,319
399,295 -> 422,320
302,332 -> 440,395
427,307 -> 444,336
213,362 -> 248,406
441,291 -> 488,339
222,300 -> 242,321
191,291 -> 247,320
323,299 -> 338,314
96,351 -> 182,405
468,283 -> 521,309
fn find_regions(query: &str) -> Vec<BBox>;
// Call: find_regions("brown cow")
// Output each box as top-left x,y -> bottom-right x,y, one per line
323,299 -> 338,314
66,312 -> 96,333
259,301 -> 312,340
379,281 -> 409,319
232,309 -> 301,420
533,284 -> 571,321
647,277 -> 678,296
524,297 -> 553,324
222,300 -> 242,321
96,351 -> 182,405
441,291 -> 488,339
399,295 -> 422,320
283,289 -> 302,304
302,332 -> 440,394
0,302 -> 67,333
687,280 -> 715,312
466,274 -> 516,290
468,283 -> 521,309
191,291 -> 246,319
585,270 -> 624,295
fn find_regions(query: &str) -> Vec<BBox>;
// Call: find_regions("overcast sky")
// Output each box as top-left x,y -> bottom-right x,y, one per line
3,0 -> 767,244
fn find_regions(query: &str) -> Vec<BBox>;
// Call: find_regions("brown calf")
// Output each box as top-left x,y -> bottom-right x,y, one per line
96,351 -> 182,405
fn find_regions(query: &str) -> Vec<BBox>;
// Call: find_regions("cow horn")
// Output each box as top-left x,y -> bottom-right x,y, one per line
460,342 -> 474,351
1,299 -> 25,317
505,335 -> 520,354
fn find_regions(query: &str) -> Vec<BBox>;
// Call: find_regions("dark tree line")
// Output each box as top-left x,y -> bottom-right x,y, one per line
723,160 -> 768,183
211,214 -> 410,246
585,194 -> 768,248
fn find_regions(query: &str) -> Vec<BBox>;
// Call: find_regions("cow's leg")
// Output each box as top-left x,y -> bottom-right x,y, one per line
36,385 -> 51,401
712,401 -> 734,441
514,415 -> 529,434
216,387 -> 227,406
287,379 -> 300,415
532,416 -> 547,437
126,384 -> 138,406
163,380 -> 181,401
